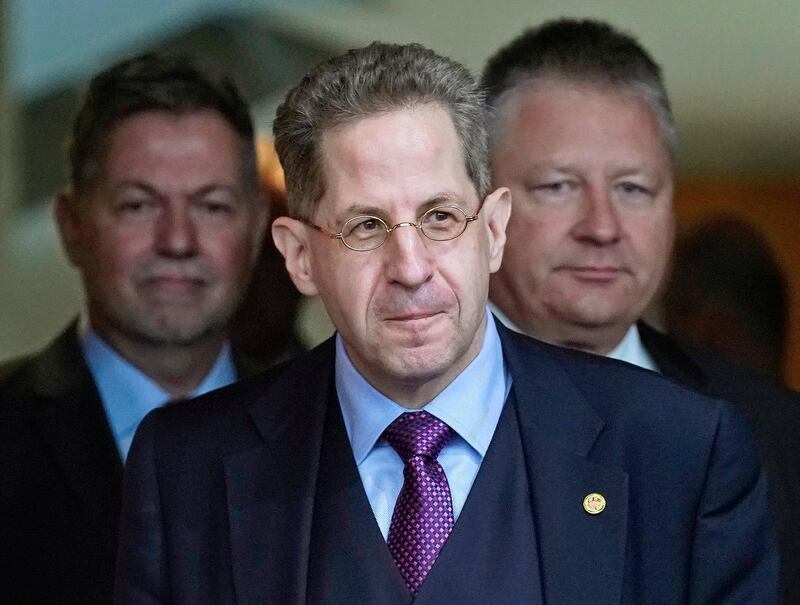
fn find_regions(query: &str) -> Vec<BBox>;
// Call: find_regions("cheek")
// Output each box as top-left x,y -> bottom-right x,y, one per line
627,214 -> 674,275
92,231 -> 147,274
202,228 -> 257,274
436,245 -> 487,306
510,193 -> 570,236
504,210 -> 560,275
80,236 -> 144,299
311,252 -> 377,323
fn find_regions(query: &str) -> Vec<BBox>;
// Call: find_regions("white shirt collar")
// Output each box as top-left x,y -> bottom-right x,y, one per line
607,323 -> 659,372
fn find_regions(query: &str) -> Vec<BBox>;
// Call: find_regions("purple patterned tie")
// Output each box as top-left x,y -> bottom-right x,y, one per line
383,411 -> 455,595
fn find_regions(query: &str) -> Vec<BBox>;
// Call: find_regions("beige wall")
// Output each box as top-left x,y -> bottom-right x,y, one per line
0,0 -> 84,362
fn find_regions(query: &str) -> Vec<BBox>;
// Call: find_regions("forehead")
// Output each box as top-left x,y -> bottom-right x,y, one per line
316,104 -> 474,218
96,109 -> 244,187
497,79 -> 672,169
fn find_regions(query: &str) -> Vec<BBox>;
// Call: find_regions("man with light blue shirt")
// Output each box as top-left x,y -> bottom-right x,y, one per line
82,328 -> 238,459
116,41 -> 777,604
0,53 -> 265,605
336,309 -> 510,540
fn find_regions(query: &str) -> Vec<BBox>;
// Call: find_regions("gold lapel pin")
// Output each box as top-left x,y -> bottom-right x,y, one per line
583,492 -> 606,515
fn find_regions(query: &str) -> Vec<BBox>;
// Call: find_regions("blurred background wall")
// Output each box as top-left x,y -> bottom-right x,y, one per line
1,0 -> 799,385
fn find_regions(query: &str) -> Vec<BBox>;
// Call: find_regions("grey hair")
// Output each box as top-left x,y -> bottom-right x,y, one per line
482,19 -> 677,157
273,42 -> 490,219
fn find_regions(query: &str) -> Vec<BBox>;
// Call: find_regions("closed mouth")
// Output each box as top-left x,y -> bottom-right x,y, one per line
559,266 -> 627,280
384,310 -> 442,322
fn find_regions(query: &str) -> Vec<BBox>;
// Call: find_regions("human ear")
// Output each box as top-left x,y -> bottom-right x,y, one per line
480,187 -> 511,273
272,216 -> 319,296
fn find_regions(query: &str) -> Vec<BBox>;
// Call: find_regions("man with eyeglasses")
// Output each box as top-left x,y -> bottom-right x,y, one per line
116,42 -> 777,603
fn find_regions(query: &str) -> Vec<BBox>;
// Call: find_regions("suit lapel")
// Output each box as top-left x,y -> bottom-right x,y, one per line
225,339 -> 335,605
31,325 -> 123,550
500,327 -> 629,605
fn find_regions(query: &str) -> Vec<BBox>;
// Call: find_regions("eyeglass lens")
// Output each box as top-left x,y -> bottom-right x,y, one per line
341,206 -> 468,251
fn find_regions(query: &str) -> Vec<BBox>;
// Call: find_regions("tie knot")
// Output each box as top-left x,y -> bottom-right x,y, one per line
383,411 -> 454,462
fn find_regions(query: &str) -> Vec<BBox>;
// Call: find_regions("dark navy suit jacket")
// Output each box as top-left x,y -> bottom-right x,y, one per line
0,323 -> 262,605
639,321 -> 800,603
115,325 -> 778,604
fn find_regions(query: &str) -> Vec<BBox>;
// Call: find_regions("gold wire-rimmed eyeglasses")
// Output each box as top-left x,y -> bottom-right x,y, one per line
298,203 -> 483,251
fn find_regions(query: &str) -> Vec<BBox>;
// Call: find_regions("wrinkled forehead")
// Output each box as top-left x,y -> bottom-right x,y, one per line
492,76 -> 674,159
314,105 -> 476,219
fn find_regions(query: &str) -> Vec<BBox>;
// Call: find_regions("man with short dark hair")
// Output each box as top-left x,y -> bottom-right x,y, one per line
484,19 -> 799,602
0,53 -> 266,604
116,41 -> 776,604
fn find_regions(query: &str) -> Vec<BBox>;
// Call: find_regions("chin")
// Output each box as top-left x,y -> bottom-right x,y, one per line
127,312 -> 223,347
551,292 -> 633,323
379,346 -> 454,383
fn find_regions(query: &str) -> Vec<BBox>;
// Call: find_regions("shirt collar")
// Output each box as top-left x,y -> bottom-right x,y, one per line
336,309 -> 510,464
80,324 -> 237,442
607,323 -> 659,372
489,302 -> 659,372
487,301 -> 523,334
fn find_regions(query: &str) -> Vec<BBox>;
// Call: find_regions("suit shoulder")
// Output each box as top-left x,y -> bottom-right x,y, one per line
0,354 -> 30,383
0,353 -> 35,390
508,327 -> 710,392
502,327 -> 730,428
140,337 -> 335,450
641,323 -> 800,412
0,353 -> 44,423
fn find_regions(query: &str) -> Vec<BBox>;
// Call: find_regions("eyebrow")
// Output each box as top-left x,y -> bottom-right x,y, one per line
526,162 -> 578,174
109,182 -> 164,203
112,181 -> 241,199
532,160 -> 661,176
335,192 -> 465,223
189,184 -> 241,200
609,165 -> 662,181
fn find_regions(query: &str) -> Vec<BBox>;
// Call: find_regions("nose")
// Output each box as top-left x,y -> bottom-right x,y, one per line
155,203 -> 198,258
382,224 -> 435,288
571,186 -> 621,245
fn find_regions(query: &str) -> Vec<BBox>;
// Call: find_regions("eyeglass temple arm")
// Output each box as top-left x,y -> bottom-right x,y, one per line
298,217 -> 343,240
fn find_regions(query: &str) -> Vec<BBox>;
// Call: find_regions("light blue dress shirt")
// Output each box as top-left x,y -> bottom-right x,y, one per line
81,327 -> 237,460
336,310 -> 511,539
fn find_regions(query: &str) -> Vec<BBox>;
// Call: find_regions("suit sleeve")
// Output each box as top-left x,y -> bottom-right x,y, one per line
689,402 -> 780,604
114,411 -> 171,604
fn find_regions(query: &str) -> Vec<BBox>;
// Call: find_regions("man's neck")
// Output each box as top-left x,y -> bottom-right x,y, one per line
89,325 -> 226,398
549,325 -> 627,356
